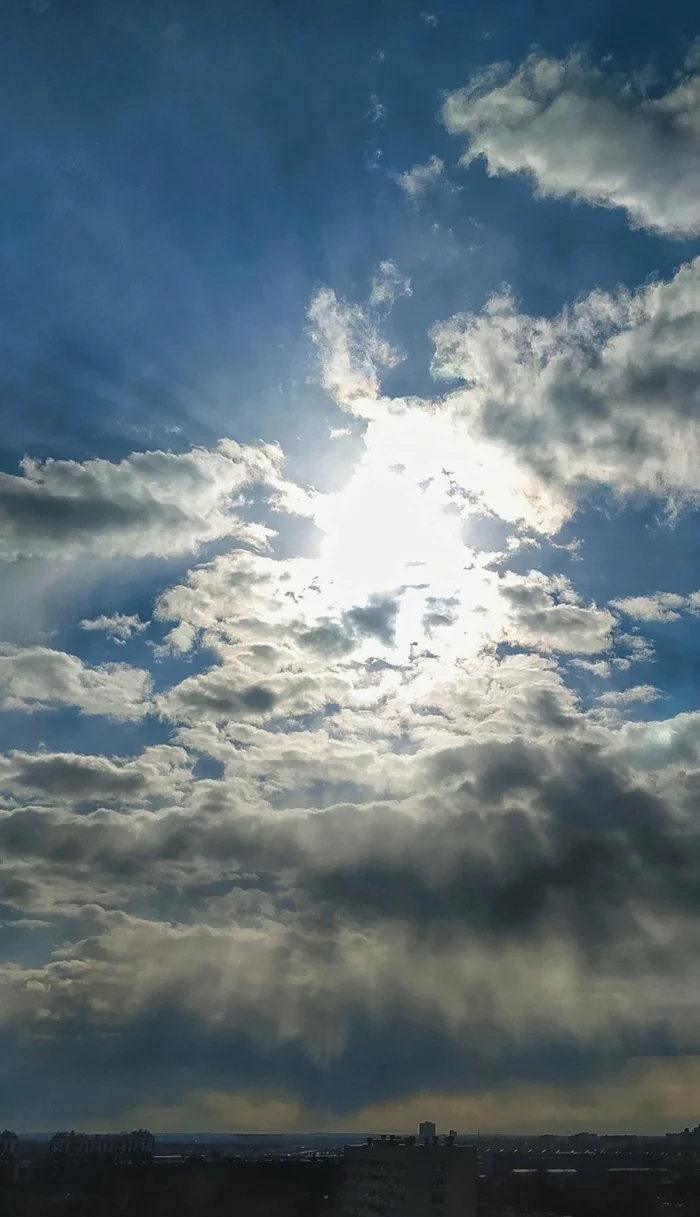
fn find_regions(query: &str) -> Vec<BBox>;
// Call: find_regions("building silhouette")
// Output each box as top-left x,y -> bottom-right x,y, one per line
49,1129 -> 154,1164
341,1132 -> 476,1217
0,1131 -> 18,1159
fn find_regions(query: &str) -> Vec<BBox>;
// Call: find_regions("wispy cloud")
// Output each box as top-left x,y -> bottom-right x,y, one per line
395,155 -> 445,197
80,613 -> 148,641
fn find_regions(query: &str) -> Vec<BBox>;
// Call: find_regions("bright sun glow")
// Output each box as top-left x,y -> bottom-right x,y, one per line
315,462 -> 467,606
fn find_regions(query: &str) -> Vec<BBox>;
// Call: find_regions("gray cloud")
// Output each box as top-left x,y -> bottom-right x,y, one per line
0,745 -> 190,804
0,645 -> 152,718
431,257 -> 700,524
161,672 -> 280,722
347,596 -> 400,646
499,572 -> 615,653
5,229 -> 700,1129
443,49 -> 700,236
3,645 -> 700,1126
0,440 -> 297,561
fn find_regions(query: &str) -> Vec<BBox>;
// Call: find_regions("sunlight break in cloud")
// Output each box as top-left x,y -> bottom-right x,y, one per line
311,255 -> 700,538
431,257 -> 700,524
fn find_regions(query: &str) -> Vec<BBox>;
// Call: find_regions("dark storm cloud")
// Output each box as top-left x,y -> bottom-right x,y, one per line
300,739 -> 700,954
3,732 -> 700,959
4,722 -> 700,1123
0,1001 -> 662,1129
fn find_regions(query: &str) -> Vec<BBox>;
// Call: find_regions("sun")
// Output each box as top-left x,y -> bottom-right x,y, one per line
314,459 -> 467,607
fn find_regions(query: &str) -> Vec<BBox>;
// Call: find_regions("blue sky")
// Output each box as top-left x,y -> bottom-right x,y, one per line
3,0 -> 700,1134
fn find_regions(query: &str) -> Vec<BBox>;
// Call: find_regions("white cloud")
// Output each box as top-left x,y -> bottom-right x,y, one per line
442,50 -> 700,235
570,658 -> 612,678
499,571 -> 615,654
79,613 -> 148,641
395,156 -> 445,197
310,259 -> 700,534
598,684 -> 662,706
0,439 -> 304,561
614,632 -> 655,664
0,645 -> 152,719
369,260 -> 412,308
431,257 -> 700,525
611,592 -> 695,622
308,286 -> 404,413
159,663 -> 345,727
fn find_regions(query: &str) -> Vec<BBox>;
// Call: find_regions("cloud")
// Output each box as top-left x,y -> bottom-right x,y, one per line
395,156 -> 445,198
79,613 -> 148,641
442,50 -> 700,235
367,93 -> 387,123
7,19 -> 700,1138
121,1057 -> 700,1135
431,257 -> 700,526
4,633 -> 700,1127
499,571 -> 615,654
0,645 -> 152,718
369,260 -> 412,309
310,258 -> 700,534
3,252 -> 700,1129
341,1057 -> 700,1135
346,596 -> 400,647
159,663 -> 347,727
308,283 -> 405,413
570,659 -> 612,678
0,440 -> 301,561
129,1090 -> 311,1136
0,745 -> 190,805
598,684 -> 662,706
611,591 -> 700,622
160,670 -> 281,723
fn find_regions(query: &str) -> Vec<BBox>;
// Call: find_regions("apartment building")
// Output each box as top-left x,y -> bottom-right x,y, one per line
49,1129 -> 155,1162
341,1133 -> 477,1217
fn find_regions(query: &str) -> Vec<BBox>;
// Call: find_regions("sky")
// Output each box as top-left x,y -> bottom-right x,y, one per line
3,0 -> 700,1136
